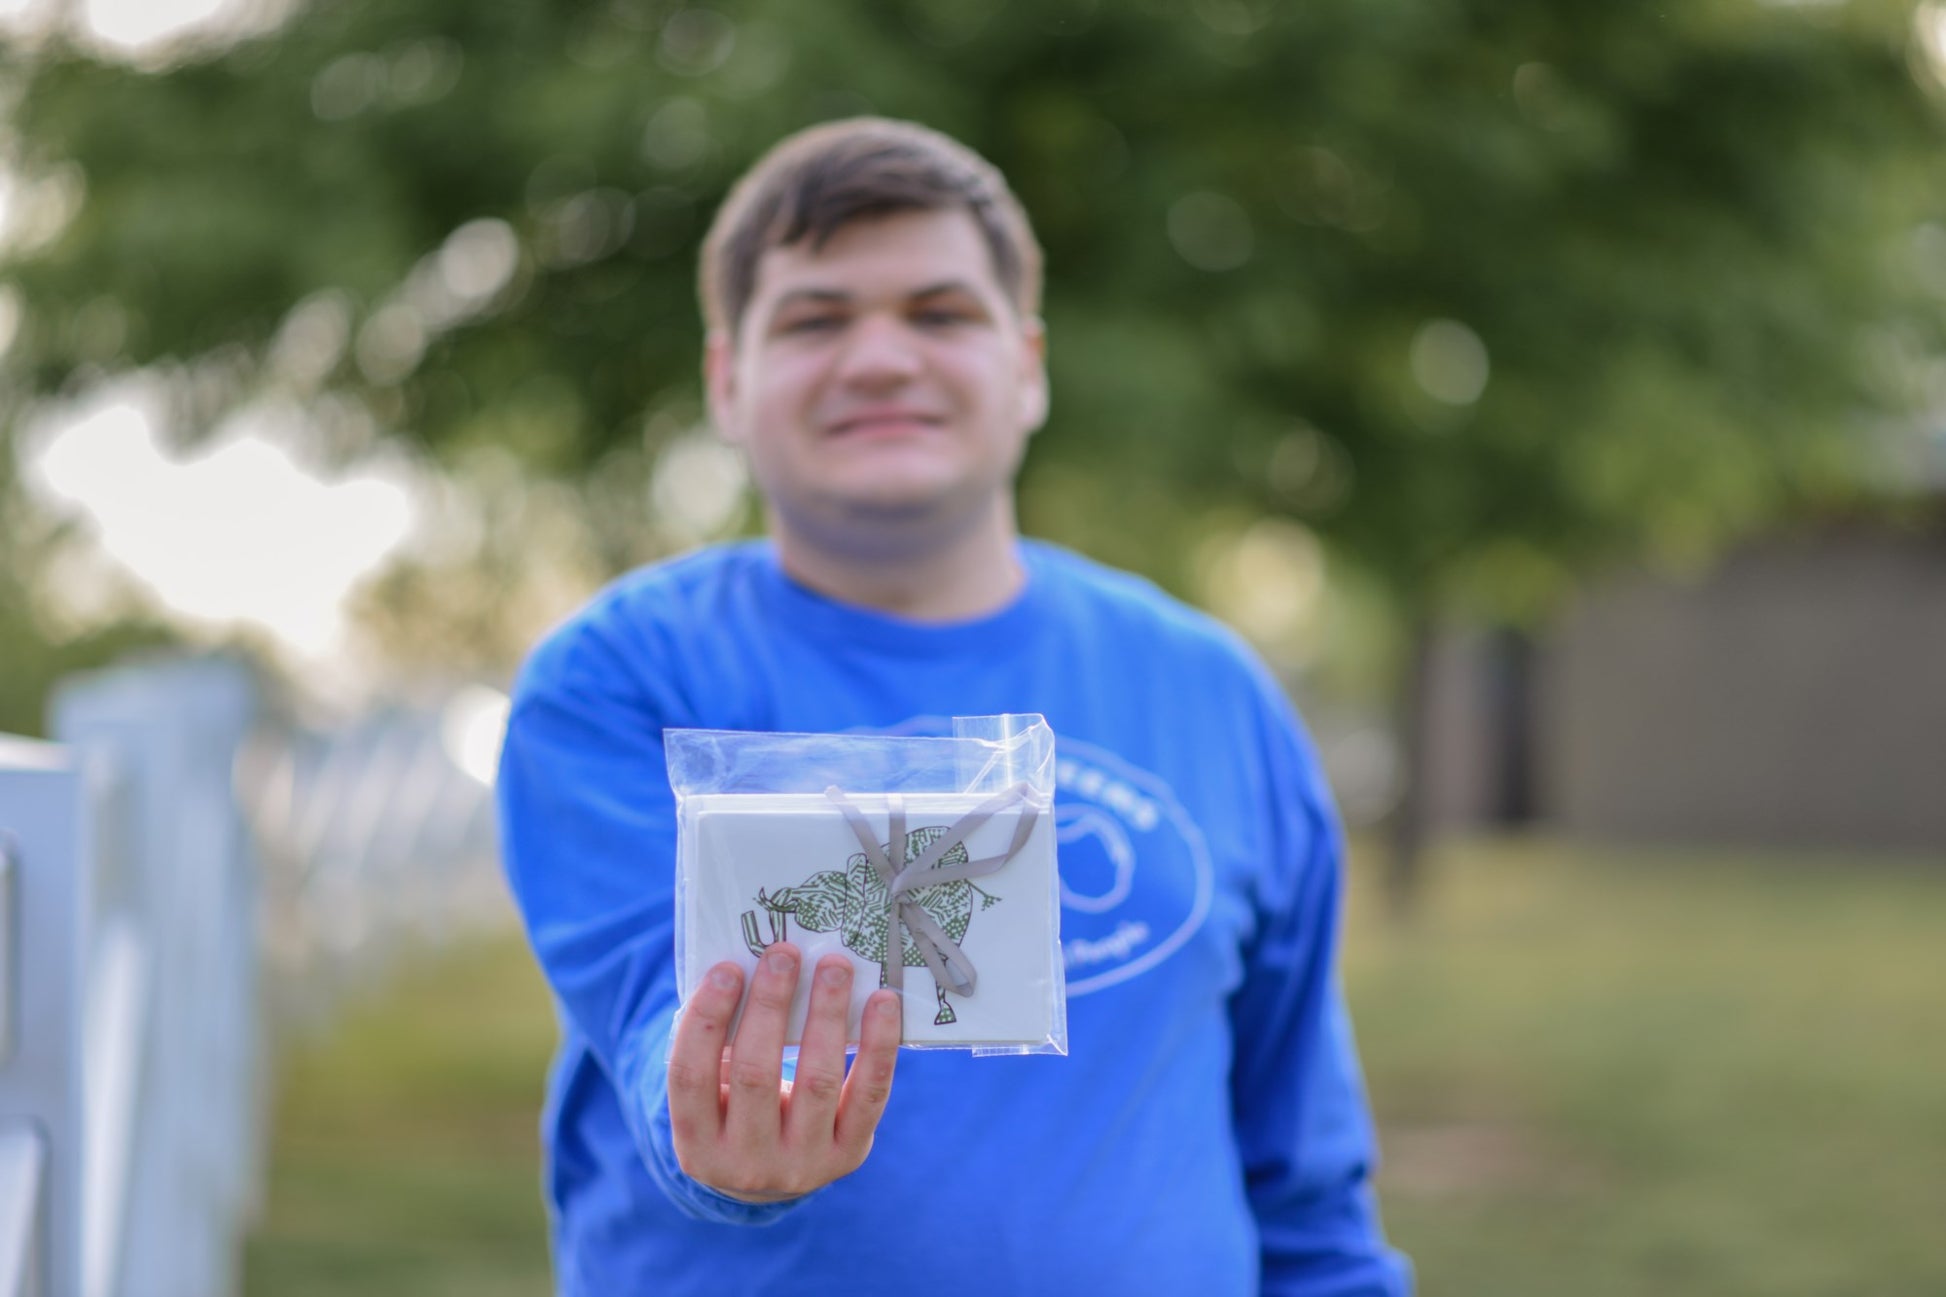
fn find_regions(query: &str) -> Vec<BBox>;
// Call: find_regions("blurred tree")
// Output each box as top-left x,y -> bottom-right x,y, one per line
0,464 -> 179,737
4,0 -> 1944,899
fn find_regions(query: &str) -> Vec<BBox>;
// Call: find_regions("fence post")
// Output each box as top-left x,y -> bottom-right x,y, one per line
52,656 -> 261,1297
0,734 -> 89,1297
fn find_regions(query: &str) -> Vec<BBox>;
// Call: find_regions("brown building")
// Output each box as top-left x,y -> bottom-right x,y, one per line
1423,524 -> 1946,854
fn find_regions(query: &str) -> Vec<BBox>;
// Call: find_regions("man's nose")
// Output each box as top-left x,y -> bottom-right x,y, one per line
835,312 -> 921,389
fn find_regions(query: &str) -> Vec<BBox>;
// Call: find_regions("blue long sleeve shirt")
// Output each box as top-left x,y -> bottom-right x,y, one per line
497,539 -> 1412,1296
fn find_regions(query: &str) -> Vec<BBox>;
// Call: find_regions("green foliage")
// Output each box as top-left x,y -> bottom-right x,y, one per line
4,0 -> 1943,618
0,578 -> 177,737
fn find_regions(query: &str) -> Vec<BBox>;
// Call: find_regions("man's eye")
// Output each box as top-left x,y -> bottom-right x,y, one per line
913,308 -> 974,328
781,315 -> 843,335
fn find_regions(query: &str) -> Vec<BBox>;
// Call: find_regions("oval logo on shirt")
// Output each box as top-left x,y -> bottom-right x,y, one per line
1050,737 -> 1213,996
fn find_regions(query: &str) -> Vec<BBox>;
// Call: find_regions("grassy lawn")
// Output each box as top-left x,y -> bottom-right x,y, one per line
243,839 -> 1946,1295
1351,838 -> 1946,1297
241,937 -> 559,1297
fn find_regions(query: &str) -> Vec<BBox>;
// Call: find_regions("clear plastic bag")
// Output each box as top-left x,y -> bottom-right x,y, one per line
666,715 -> 1065,1056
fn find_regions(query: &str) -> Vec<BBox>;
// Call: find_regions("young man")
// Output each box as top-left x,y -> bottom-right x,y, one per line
498,117 -> 1412,1296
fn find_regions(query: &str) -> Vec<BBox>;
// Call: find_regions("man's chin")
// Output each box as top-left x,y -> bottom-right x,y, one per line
812,473 -> 969,519
832,491 -> 956,524
788,481 -> 998,537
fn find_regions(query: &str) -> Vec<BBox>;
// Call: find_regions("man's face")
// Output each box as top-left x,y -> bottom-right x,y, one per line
706,207 -> 1047,539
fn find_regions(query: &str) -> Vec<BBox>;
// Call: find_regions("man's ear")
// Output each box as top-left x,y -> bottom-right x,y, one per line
1017,316 -> 1050,435
703,328 -> 740,443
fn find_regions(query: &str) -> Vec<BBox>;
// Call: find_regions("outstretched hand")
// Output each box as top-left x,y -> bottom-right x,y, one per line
667,943 -> 902,1203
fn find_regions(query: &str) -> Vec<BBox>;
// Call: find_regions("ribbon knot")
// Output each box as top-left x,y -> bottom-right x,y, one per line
825,782 -> 1044,1036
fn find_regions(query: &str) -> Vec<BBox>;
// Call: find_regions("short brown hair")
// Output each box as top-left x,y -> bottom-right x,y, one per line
699,117 -> 1042,339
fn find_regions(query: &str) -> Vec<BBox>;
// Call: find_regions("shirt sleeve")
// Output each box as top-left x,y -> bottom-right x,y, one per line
1228,668 -> 1415,1296
495,603 -> 813,1226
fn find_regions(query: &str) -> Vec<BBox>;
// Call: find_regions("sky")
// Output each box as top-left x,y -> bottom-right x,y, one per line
24,380 -> 420,666
0,0 -> 276,59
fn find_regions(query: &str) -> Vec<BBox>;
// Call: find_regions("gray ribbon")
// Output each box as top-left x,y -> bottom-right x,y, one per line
825,782 -> 1045,1033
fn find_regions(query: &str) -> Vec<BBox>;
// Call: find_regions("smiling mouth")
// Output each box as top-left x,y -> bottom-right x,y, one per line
826,413 -> 944,437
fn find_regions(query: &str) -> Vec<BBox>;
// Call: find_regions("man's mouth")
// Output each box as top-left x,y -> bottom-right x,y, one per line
826,410 -> 944,438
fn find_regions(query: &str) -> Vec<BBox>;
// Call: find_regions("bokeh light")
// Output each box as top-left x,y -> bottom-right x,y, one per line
26,384 -> 417,657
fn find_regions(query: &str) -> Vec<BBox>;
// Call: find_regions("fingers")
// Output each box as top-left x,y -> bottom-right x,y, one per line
668,962 -> 743,1151
722,942 -> 799,1153
834,989 -> 901,1158
668,948 -> 899,1200
786,956 -> 855,1143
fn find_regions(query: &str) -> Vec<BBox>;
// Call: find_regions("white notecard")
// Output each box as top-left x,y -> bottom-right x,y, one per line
677,790 -> 1061,1048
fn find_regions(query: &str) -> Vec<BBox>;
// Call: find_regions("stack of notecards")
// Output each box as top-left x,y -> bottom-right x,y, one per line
676,788 -> 1062,1050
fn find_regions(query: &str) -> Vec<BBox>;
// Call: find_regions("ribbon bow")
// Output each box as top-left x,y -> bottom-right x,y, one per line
825,782 -> 1045,1035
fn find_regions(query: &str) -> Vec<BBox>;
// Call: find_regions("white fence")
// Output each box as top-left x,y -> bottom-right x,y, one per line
0,735 -> 84,1297
238,691 -> 505,1026
0,654 -> 505,1297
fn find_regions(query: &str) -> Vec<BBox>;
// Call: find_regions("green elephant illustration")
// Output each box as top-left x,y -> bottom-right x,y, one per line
741,823 -> 999,1025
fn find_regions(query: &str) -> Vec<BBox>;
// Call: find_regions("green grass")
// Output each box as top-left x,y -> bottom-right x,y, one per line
242,840 -> 1946,1295
1348,838 -> 1946,1297
241,937 -> 560,1297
